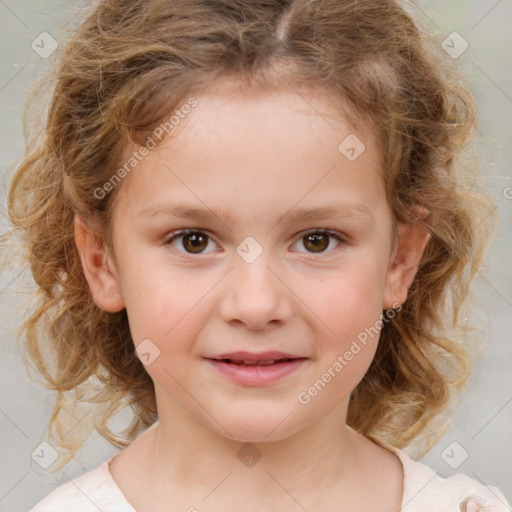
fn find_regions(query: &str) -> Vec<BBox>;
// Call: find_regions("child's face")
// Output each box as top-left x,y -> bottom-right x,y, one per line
78,82 -> 429,441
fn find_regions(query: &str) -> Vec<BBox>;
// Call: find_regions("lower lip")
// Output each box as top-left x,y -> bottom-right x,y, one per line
205,358 -> 308,386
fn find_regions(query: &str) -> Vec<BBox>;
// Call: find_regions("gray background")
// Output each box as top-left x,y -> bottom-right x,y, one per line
0,1 -> 511,510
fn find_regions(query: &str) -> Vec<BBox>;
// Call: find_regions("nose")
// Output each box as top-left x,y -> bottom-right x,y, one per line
218,254 -> 294,330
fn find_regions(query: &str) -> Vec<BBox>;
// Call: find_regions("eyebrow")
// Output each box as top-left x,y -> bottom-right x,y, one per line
139,202 -> 374,226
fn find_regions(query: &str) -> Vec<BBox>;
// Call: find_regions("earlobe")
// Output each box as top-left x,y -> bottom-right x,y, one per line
382,206 -> 432,310
74,215 -> 125,312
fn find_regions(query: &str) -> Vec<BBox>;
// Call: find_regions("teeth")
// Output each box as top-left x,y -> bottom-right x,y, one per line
214,357 -> 300,366
228,359 -> 279,365
256,359 -> 277,366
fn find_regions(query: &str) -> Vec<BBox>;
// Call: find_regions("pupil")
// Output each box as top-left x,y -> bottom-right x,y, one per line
306,233 -> 328,252
185,233 -> 207,253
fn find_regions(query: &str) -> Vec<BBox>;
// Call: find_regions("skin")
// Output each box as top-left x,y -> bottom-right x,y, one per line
75,80 -> 432,511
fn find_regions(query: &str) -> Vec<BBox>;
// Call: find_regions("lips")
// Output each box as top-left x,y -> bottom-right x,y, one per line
205,352 -> 308,386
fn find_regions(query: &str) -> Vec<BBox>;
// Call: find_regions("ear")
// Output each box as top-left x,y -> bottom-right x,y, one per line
74,215 -> 125,312
382,206 -> 433,310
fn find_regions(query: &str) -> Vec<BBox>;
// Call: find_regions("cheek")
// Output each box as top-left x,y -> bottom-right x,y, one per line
120,250 -> 213,357
322,258 -> 386,334
313,258 -> 385,377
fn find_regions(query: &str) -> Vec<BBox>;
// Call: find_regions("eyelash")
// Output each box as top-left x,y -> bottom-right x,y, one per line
162,228 -> 347,258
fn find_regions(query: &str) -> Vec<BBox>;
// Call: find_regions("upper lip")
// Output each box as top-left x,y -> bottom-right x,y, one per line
206,351 -> 306,362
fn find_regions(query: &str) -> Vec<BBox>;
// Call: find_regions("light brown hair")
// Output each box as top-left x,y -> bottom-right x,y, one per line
3,0 -> 496,471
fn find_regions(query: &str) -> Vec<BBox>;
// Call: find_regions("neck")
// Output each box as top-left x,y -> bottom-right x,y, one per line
144,394 -> 363,510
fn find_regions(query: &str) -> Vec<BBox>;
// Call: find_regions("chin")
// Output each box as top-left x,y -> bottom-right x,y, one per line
212,410 -> 301,444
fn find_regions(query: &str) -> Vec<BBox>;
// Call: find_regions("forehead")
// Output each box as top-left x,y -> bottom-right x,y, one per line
113,84 -> 385,226
175,80 -> 371,144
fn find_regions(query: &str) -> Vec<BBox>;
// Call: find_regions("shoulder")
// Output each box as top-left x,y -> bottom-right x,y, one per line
391,447 -> 511,512
28,457 -> 136,512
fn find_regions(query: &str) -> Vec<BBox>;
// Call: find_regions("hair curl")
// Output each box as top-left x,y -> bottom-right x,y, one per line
3,0 -> 497,471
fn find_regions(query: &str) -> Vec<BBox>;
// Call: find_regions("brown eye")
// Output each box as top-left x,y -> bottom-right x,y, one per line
303,233 -> 330,253
165,230 -> 216,254
292,230 -> 345,255
182,233 -> 208,253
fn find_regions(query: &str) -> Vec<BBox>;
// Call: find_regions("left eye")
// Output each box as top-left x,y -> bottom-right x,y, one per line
291,229 -> 345,254
163,229 -> 346,256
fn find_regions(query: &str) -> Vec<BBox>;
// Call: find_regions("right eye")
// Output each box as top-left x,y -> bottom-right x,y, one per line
163,229 -> 219,255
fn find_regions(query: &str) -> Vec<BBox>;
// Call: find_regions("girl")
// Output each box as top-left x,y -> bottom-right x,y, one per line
4,0 -> 510,510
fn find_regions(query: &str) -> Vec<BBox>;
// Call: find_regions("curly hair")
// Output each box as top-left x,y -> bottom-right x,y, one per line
3,0 -> 497,471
